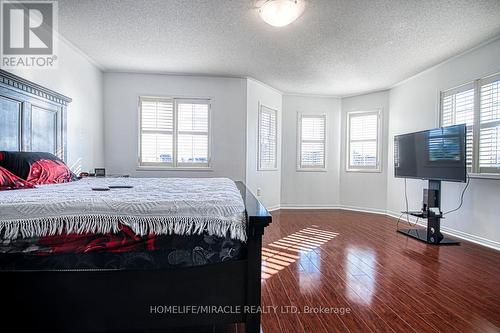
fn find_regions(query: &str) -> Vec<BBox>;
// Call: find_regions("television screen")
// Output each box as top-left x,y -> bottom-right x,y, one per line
394,124 -> 466,182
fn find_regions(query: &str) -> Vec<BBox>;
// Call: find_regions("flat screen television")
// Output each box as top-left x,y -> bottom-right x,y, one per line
394,124 -> 466,182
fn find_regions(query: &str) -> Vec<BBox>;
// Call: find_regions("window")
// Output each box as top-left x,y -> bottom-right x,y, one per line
440,73 -> 500,174
347,110 -> 381,171
297,113 -> 326,170
258,105 -> 278,170
139,97 -> 210,168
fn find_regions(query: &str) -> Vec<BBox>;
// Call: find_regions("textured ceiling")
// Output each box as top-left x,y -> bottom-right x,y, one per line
57,0 -> 500,96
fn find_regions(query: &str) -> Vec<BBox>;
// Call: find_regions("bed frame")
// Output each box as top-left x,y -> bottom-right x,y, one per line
0,70 -> 272,332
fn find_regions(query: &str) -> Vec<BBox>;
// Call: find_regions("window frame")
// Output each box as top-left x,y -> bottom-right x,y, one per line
257,103 -> 278,171
297,112 -> 327,172
138,96 -> 212,170
346,109 -> 382,173
439,72 -> 500,178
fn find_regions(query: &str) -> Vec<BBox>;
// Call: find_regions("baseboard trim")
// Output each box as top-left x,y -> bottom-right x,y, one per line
278,204 -> 386,215
438,227 -> 500,251
337,205 -> 387,215
269,205 -> 500,251
279,204 -> 340,210
266,205 -> 281,212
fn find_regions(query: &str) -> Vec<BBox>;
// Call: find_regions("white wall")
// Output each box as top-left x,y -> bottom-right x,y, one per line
280,95 -> 341,207
6,38 -> 104,173
340,91 -> 390,212
387,38 -> 500,248
246,79 -> 282,209
103,73 -> 247,180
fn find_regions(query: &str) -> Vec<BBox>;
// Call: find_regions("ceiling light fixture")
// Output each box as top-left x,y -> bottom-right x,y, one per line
259,0 -> 305,27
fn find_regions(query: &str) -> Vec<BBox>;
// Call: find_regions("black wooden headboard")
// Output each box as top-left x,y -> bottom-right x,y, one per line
0,69 -> 72,161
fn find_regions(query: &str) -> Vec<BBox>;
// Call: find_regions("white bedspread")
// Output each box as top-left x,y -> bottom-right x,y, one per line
0,177 -> 247,241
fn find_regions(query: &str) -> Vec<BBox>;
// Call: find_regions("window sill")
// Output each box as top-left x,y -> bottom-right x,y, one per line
468,173 -> 500,180
137,166 -> 213,172
345,168 -> 382,173
296,168 -> 328,172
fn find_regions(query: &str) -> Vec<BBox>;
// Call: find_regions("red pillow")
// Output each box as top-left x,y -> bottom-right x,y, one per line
26,159 -> 75,185
0,166 -> 35,191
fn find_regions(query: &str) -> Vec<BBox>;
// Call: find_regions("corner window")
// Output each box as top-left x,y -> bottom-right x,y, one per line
298,113 -> 326,170
347,110 -> 381,172
139,97 -> 210,168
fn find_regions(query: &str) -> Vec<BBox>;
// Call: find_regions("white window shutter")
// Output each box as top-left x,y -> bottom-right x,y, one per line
139,97 -> 210,168
348,111 -> 380,170
441,85 -> 474,169
479,76 -> 500,173
177,100 -> 210,167
140,98 -> 174,164
258,105 -> 278,170
298,114 -> 326,169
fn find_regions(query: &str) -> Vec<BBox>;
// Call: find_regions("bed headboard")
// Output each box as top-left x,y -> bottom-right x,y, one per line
0,69 -> 72,161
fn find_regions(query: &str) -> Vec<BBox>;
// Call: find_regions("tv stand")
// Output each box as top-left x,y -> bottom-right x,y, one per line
397,180 -> 460,245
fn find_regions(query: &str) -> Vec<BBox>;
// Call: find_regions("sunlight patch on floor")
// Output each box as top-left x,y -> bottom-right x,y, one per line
261,227 -> 339,280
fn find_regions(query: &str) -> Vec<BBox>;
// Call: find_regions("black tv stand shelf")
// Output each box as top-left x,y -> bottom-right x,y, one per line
397,180 -> 460,246
401,211 -> 444,219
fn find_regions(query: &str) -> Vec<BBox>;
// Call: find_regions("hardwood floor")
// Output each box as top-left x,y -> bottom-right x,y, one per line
171,209 -> 500,333
258,209 -> 500,333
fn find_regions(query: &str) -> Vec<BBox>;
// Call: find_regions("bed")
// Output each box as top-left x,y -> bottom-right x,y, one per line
0,69 -> 271,332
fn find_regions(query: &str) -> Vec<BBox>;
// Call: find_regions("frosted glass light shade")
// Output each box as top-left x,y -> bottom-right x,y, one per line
259,0 -> 305,27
